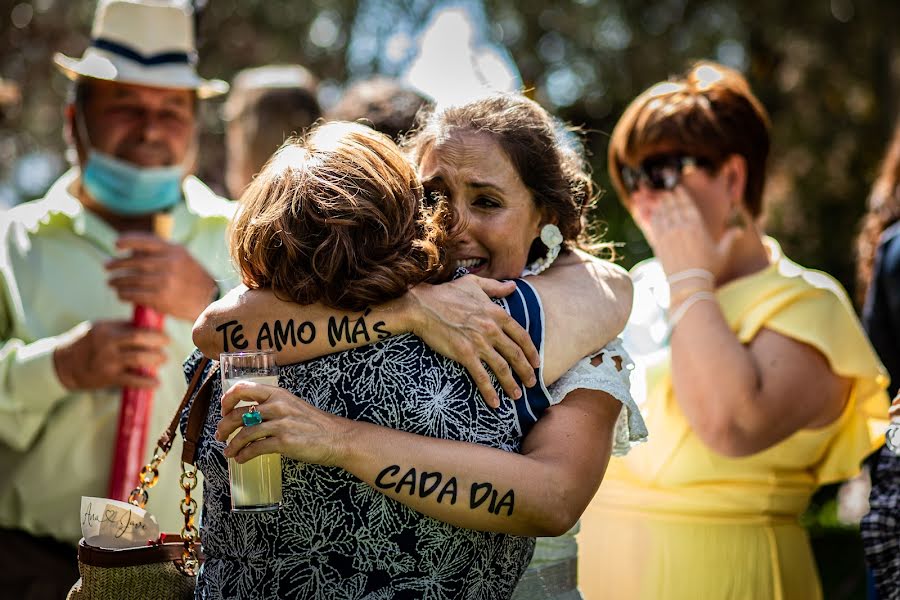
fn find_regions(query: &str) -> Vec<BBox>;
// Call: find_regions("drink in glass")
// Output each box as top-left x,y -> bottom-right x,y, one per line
220,351 -> 283,512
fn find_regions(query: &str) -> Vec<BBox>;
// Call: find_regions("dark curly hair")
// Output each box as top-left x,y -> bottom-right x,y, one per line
230,121 -> 452,311
403,93 -> 601,261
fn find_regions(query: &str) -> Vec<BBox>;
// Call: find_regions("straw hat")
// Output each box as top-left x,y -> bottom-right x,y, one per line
53,0 -> 227,98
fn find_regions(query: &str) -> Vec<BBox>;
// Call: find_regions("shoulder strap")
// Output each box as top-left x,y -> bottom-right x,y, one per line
130,357 -> 217,509
152,356 -> 219,466
157,357 -> 211,454
182,362 -> 218,465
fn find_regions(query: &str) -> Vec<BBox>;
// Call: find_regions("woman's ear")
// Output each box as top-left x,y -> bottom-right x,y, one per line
538,205 -> 559,228
722,154 -> 748,206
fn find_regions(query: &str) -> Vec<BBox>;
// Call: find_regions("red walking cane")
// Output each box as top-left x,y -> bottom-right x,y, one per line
107,214 -> 174,501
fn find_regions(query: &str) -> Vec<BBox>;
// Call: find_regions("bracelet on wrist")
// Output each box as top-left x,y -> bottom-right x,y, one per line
667,268 -> 715,286
669,290 -> 717,329
669,282 -> 715,306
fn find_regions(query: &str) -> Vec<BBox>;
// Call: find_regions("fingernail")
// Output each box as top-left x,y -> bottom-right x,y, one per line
512,387 -> 522,399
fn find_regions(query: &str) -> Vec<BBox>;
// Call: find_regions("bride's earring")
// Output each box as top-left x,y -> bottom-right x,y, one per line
522,224 -> 563,277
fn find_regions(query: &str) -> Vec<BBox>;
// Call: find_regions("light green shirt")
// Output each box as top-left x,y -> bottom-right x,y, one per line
0,169 -> 237,545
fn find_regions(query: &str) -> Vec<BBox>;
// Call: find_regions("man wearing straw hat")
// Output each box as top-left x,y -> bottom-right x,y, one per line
0,1 -> 237,595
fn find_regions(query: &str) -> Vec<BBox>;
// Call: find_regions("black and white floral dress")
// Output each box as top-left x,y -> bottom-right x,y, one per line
182,280 -> 552,600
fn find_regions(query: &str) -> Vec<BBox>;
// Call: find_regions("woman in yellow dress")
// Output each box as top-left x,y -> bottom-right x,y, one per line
578,61 -> 889,599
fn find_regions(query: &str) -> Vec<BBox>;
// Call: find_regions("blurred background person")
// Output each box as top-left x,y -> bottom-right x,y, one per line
858,119 -> 900,397
0,1 -> 236,596
222,63 -> 321,200
580,61 -> 889,600
326,76 -> 431,141
858,118 -> 900,599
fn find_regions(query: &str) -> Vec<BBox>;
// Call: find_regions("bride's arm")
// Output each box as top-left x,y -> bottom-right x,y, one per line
193,251 -> 632,397
218,381 -> 621,536
193,278 -> 537,404
526,250 -> 632,383
194,283 -> 418,356
404,251 -> 633,391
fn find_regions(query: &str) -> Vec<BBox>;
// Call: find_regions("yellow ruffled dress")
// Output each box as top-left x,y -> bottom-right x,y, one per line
578,239 -> 889,600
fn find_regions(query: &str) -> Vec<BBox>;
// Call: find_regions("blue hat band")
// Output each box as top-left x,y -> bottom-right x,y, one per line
91,37 -> 195,66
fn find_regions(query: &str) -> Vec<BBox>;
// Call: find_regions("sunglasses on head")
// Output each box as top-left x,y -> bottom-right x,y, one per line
619,154 -> 712,194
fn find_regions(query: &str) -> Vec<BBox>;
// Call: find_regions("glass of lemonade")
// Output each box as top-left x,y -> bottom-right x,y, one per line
220,350 -> 283,512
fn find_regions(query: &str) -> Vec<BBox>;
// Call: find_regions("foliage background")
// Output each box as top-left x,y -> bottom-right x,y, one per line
2,0 -> 900,298
2,1 -> 900,595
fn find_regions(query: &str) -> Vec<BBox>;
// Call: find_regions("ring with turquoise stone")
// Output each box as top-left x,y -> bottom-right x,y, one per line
242,405 -> 263,427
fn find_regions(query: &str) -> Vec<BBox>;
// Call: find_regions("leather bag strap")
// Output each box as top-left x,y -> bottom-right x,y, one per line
181,361 -> 218,465
157,357 -> 211,454
77,536 -> 191,567
126,356 -> 218,508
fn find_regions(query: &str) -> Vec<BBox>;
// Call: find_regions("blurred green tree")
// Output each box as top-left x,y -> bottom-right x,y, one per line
1,0 -> 898,296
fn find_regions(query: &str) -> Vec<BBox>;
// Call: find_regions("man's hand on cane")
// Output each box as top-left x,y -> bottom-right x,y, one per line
106,232 -> 218,322
52,319 -> 169,391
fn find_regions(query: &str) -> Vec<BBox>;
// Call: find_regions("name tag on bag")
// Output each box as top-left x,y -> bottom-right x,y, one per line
80,496 -> 160,548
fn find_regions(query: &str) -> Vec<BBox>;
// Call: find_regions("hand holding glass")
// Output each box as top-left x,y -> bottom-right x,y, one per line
220,351 -> 283,512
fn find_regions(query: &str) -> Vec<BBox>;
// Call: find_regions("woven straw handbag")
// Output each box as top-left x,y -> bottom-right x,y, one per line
68,358 -> 216,600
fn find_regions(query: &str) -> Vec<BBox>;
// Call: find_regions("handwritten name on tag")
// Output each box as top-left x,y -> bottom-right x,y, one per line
80,496 -> 160,549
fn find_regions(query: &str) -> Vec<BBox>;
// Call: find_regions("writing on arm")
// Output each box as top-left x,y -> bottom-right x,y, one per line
374,465 -> 516,517
215,309 -> 393,353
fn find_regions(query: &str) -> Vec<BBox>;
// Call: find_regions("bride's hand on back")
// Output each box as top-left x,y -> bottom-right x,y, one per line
406,275 -> 540,408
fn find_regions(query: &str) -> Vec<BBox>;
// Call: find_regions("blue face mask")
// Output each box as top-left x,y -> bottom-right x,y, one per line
81,150 -> 184,216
